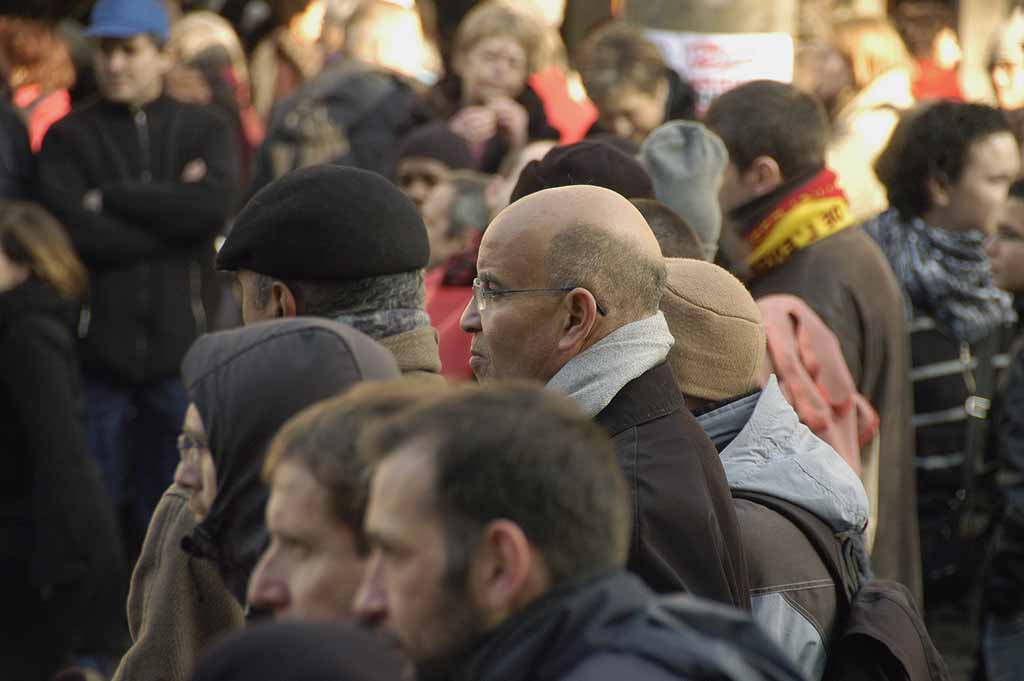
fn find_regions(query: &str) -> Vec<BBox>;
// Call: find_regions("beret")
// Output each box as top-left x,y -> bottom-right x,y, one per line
397,121 -> 474,170
217,164 -> 430,281
510,140 -> 655,203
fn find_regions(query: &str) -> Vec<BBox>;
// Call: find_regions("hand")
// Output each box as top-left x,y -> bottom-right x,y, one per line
487,97 -> 529,150
82,189 -> 102,213
181,158 -> 207,183
449,106 -> 498,146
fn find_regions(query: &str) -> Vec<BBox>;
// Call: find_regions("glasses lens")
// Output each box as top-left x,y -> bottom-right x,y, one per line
473,278 -> 486,311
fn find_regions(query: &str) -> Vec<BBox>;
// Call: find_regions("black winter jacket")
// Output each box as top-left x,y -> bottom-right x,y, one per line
36,95 -> 240,384
448,571 -> 801,681
0,278 -> 126,661
595,362 -> 749,609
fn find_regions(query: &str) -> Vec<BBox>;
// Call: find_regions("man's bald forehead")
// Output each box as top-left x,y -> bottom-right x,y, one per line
491,185 -> 662,257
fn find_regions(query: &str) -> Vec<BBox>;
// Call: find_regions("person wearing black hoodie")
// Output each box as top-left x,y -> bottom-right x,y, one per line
111,318 -> 400,681
0,201 -> 125,678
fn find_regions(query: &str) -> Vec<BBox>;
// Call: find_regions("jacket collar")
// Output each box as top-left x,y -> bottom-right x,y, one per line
697,376 -> 869,532
378,326 -> 443,375
451,571 -> 651,681
594,362 -> 683,436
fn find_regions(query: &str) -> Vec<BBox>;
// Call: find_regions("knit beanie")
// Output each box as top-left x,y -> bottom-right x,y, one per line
510,141 -> 655,202
397,121 -> 474,171
660,258 -> 765,401
640,121 -> 728,262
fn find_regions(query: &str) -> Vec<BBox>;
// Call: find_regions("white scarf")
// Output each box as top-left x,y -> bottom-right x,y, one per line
547,312 -> 675,417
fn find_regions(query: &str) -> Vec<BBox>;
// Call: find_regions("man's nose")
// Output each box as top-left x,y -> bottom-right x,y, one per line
247,550 -> 289,616
460,297 -> 481,333
353,553 -> 387,626
173,460 -> 200,491
612,116 -> 634,142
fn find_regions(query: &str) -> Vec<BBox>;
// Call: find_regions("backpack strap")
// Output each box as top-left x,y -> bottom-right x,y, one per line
732,490 -> 862,607
959,331 -> 1001,522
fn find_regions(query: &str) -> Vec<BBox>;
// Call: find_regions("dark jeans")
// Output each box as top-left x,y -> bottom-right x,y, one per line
84,373 -> 187,555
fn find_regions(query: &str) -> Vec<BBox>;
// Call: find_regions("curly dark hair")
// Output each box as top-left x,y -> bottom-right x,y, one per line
874,101 -> 1012,220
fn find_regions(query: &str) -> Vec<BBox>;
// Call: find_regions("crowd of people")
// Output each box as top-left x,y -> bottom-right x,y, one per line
3,0 -> 1024,680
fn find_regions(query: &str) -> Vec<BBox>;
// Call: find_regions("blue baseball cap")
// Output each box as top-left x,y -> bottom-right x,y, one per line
85,0 -> 171,44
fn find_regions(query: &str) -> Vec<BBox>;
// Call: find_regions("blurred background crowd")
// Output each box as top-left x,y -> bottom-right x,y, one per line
5,0 -> 1024,680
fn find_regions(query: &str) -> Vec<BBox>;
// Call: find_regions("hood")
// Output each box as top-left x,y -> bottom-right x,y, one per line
698,376 -> 868,533
181,318 -> 400,603
0,277 -> 78,334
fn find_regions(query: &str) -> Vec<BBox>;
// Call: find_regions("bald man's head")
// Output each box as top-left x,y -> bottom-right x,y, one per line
461,186 -> 667,382
496,185 -> 666,319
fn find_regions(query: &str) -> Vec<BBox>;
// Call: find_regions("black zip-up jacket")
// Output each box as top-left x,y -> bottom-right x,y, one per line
36,95 -> 240,384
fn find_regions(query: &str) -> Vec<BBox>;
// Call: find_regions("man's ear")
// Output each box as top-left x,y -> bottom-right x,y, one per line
270,281 -> 299,318
927,175 -> 952,209
470,520 -> 541,623
556,288 -> 600,353
743,156 -> 784,196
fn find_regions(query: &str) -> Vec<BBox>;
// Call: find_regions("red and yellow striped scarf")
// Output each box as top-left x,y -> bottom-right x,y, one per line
745,169 -> 854,276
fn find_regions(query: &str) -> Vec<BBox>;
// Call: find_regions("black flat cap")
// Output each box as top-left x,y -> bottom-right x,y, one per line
217,164 -> 430,280
397,121 -> 473,170
510,140 -> 656,203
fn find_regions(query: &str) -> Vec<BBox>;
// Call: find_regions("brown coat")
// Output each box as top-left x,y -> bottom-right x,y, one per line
748,226 -> 922,603
595,362 -> 750,608
112,486 -> 244,681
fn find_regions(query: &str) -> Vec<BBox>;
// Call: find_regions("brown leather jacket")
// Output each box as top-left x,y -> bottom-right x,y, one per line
594,362 -> 750,608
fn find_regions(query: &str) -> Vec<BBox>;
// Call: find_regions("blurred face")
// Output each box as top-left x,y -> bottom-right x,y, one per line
94,35 -> 170,108
459,218 -> 567,382
248,462 -> 367,620
986,196 -> 1024,293
597,81 -> 668,145
992,62 -> 1024,110
456,36 -> 529,105
397,157 -> 451,212
0,247 -> 30,293
936,132 -> 1020,233
174,404 -> 217,521
717,161 -> 756,217
355,443 -> 486,679
422,183 -> 465,269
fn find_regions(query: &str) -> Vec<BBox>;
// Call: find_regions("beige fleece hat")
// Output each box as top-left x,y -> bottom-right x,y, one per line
661,259 -> 766,401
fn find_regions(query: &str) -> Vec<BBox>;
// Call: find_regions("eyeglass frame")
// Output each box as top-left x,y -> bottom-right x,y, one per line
471,277 -> 608,316
176,432 -> 209,463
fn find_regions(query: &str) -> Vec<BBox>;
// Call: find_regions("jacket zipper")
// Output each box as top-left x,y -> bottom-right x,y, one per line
134,106 -> 151,376
134,107 -> 152,183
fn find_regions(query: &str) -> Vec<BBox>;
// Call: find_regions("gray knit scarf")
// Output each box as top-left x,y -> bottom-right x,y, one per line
332,308 -> 431,340
864,208 -> 1016,343
547,312 -> 675,417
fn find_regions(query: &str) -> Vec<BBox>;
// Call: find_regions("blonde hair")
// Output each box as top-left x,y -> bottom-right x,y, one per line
453,1 -> 543,74
833,16 -> 913,90
169,11 -> 250,88
0,201 -> 87,300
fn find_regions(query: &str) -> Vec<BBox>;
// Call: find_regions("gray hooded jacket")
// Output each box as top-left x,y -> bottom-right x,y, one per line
698,376 -> 869,680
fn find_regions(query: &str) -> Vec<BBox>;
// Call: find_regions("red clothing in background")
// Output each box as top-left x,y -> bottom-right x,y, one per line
424,267 -> 474,381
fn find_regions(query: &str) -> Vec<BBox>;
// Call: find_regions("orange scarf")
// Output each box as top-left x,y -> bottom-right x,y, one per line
746,169 -> 853,276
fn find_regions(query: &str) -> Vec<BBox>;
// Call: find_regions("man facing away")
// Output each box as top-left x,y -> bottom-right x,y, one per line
705,80 -> 919,601
459,184 -> 747,607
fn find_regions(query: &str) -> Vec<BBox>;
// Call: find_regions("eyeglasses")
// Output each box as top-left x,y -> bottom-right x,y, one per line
471,277 -> 608,315
177,432 -> 209,463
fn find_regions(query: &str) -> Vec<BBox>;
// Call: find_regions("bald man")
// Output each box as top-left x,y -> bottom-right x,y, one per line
460,185 -> 749,608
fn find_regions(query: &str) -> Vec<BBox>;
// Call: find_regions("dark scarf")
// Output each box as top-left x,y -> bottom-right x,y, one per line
733,168 -> 854,277
864,208 -> 1016,344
